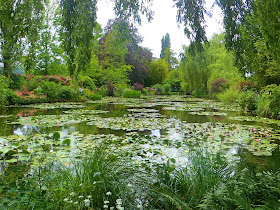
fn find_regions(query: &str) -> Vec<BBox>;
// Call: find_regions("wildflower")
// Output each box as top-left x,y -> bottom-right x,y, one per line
116,206 -> 124,210
106,191 -> 112,196
84,198 -> 90,207
137,204 -> 143,209
70,192 -> 75,196
116,198 -> 122,205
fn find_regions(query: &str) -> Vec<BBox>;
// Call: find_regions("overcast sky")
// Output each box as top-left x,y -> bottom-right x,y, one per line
97,0 -> 224,58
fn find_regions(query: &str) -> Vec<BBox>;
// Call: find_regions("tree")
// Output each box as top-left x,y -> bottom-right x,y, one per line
0,0 -> 45,78
149,59 -> 169,85
174,0 -> 207,51
160,33 -> 171,59
59,0 -> 97,80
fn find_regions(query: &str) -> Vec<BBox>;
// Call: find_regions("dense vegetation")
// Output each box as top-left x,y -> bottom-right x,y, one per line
0,0 -> 280,209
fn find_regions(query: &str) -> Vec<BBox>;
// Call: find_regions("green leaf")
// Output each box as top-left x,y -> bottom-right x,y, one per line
62,139 -> 71,146
53,132 -> 60,140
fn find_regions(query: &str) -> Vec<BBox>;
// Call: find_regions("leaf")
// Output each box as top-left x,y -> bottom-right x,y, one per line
62,139 -> 71,146
53,132 -> 60,140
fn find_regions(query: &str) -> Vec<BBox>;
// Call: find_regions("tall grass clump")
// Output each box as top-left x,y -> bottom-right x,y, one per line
149,150 -> 231,209
4,146 -> 146,209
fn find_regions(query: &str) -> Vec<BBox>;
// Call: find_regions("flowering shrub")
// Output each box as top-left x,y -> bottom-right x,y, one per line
83,89 -> 102,101
133,83 -> 144,91
209,78 -> 228,94
26,74 -> 71,88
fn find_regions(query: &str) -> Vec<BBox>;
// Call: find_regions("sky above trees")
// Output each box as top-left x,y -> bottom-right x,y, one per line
97,0 -> 223,58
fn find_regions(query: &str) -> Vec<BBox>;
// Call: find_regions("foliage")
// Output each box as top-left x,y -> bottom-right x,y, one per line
149,59 -> 169,85
122,89 -> 141,98
133,82 -> 144,91
11,94 -> 48,105
217,88 -> 239,104
160,33 -> 171,59
164,70 -> 181,92
9,74 -> 26,90
150,150 -> 230,209
174,0 -> 207,50
26,75 -> 71,91
179,44 -> 209,94
209,78 -> 228,95
201,164 -> 280,209
78,76 -> 96,91
59,0 -> 98,80
0,0 -> 45,78
0,75 -> 10,107
238,90 -> 258,113
257,84 -> 280,119
82,89 -> 102,101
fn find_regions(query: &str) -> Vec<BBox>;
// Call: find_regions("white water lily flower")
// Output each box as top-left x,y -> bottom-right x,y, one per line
116,198 -> 122,205
78,195 -> 84,199
70,192 -> 75,196
104,200 -> 110,204
103,205 -> 109,209
63,198 -> 69,202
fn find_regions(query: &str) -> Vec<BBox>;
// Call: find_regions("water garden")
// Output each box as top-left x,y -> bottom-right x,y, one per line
0,95 -> 279,209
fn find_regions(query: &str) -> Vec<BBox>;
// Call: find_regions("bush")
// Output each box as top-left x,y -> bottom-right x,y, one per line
238,90 -> 258,113
257,84 -> 280,119
40,81 -> 60,102
79,76 -> 96,90
83,89 -> 102,101
152,83 -> 171,95
209,78 -> 228,95
133,82 -> 144,91
122,89 -> 141,98
59,86 -> 75,101
142,87 -> 155,95
9,73 -> 25,90
217,88 -> 239,104
11,95 -> 48,105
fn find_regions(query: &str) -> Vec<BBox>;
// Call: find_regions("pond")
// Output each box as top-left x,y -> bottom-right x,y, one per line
0,95 -> 280,209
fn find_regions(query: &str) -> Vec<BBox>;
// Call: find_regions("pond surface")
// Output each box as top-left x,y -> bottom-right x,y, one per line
0,96 -> 280,173
0,95 -> 279,173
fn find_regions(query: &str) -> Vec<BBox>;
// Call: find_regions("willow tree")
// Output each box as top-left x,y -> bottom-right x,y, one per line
0,0 -> 45,78
59,0 -> 97,81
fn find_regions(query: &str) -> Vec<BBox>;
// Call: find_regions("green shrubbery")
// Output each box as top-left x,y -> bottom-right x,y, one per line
217,88 -> 239,104
83,89 -> 102,100
0,75 -> 10,107
257,84 -> 280,119
238,84 -> 280,119
122,89 -> 141,98
238,90 -> 258,113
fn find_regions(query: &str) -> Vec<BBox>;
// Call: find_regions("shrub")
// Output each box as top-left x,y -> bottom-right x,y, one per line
217,88 -> 239,104
40,81 -> 60,102
11,95 -> 48,105
143,87 -> 155,95
9,73 -> 25,90
59,86 -> 75,101
153,83 -> 171,95
133,82 -> 144,91
83,89 -> 102,101
257,84 -> 280,119
238,90 -> 258,113
79,76 -> 96,90
209,78 -> 228,95
122,89 -> 141,98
